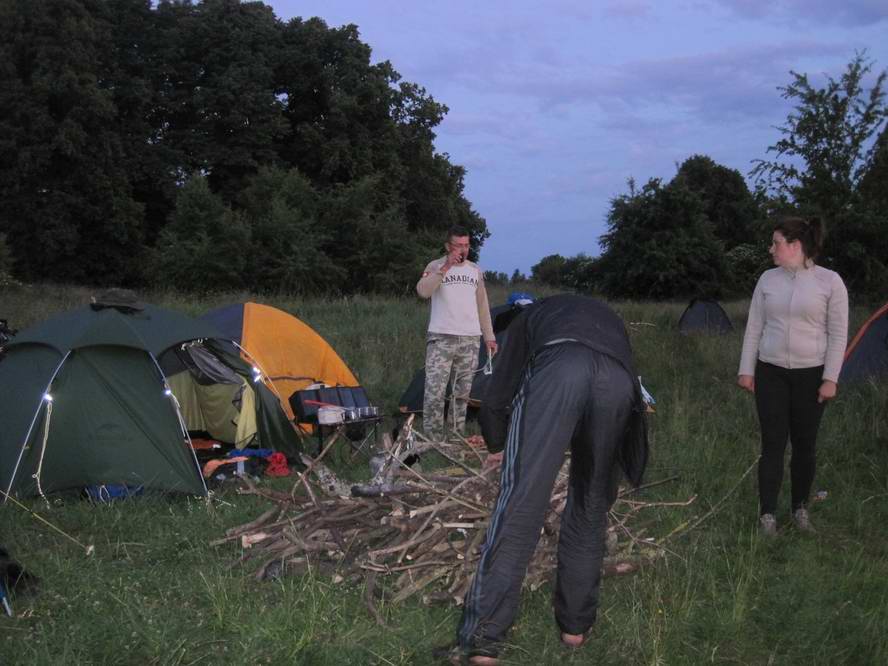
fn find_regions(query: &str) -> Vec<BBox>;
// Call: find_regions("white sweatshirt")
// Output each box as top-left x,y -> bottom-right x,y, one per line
739,264 -> 849,382
416,257 -> 495,341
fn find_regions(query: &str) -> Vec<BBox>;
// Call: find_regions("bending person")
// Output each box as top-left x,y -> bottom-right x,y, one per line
452,294 -> 649,665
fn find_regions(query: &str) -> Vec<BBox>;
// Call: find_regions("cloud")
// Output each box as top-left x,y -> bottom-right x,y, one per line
434,37 -> 853,133
601,1 -> 654,21
712,0 -> 888,27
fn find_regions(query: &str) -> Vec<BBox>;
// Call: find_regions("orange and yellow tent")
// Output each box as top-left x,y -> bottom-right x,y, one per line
202,302 -> 359,420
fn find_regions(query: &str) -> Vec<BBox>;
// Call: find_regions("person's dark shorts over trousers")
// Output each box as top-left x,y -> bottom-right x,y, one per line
457,342 -> 635,657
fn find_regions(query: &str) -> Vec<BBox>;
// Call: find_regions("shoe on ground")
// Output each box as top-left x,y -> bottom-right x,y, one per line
793,507 -> 815,532
431,643 -> 499,665
759,513 -> 777,536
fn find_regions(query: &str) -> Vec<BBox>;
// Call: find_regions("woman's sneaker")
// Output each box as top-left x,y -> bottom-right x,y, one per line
793,507 -> 815,532
759,513 -> 778,536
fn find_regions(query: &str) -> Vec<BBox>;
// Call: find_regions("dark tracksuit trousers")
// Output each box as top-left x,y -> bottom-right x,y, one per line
754,360 -> 826,515
457,343 -> 635,654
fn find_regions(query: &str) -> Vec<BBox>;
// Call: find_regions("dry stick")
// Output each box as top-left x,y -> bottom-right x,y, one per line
224,506 -> 280,537
235,480 -> 296,503
391,565 -> 452,604
363,571 -> 387,627
368,523 -> 442,560
620,496 -> 698,509
351,483 -> 425,498
447,430 -> 486,466
450,525 -> 487,594
618,475 -> 681,498
658,456 -> 760,545
410,428 -> 491,484
361,560 -> 450,573
292,425 -> 345,501
398,453 -> 493,514
216,502 -> 324,546
370,414 -> 415,485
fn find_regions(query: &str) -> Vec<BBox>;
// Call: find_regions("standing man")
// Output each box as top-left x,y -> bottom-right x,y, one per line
452,294 -> 649,665
417,226 -> 497,443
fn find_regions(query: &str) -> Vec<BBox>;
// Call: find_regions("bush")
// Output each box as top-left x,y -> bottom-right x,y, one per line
0,233 -> 16,286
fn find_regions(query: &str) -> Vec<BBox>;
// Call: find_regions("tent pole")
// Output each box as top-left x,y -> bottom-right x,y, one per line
3,351 -> 70,501
229,340 -> 284,402
147,352 -> 209,496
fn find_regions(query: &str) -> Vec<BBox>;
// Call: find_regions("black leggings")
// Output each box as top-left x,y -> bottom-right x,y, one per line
754,361 -> 826,515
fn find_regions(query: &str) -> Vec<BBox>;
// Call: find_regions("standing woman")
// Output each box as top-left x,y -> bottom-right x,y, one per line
738,217 -> 848,535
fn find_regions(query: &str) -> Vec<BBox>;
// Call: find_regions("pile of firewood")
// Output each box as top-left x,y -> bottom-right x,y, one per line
213,415 -> 698,618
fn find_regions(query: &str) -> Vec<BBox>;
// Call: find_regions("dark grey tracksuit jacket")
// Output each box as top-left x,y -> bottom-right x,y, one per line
457,294 -> 648,653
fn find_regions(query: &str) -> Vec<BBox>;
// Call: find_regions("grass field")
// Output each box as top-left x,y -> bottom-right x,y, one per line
1,284 -> 886,665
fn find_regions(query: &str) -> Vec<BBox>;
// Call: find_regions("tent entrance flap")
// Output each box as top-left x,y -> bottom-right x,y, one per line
166,371 -> 258,446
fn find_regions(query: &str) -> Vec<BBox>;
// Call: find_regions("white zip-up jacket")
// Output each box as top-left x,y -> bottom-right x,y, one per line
739,264 -> 848,382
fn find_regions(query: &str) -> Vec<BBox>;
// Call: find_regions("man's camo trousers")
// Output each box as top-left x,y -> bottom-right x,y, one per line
423,333 -> 479,442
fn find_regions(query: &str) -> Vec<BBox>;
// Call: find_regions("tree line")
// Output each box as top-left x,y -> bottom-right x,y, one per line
1,2 -> 885,301
0,0 -> 486,294
532,53 -> 888,302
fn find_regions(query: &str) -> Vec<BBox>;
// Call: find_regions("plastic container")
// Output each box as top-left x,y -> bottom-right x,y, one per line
318,406 -> 345,425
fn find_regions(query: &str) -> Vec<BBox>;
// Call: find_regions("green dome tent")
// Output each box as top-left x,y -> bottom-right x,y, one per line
0,299 -> 301,499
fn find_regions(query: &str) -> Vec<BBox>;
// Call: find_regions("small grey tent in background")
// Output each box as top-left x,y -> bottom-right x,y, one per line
839,302 -> 888,383
678,298 -> 733,335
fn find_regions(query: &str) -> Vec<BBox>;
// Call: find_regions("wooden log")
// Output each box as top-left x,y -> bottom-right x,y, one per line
391,565 -> 452,604
351,483 -> 424,498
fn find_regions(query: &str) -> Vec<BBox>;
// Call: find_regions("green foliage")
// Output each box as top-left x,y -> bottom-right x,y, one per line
149,175 -> 250,291
0,0 -> 487,293
724,243 -> 769,298
751,52 -> 888,298
673,154 -> 761,250
541,155 -> 759,299
510,268 -> 527,284
858,127 -> 888,211
561,254 -> 599,293
531,254 -> 567,286
483,270 -> 510,286
532,253 -> 600,293
238,167 -> 341,294
0,0 -> 146,285
751,52 -> 887,215
0,233 -> 14,286
598,178 -> 728,300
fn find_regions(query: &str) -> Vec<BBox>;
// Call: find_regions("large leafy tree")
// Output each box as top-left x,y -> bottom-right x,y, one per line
0,0 -> 146,284
858,127 -> 888,212
750,52 -> 888,296
597,178 -> 727,300
531,254 -> 567,287
149,174 -> 250,291
673,155 -> 761,250
0,0 -> 488,293
238,166 -> 343,294
151,0 -> 288,196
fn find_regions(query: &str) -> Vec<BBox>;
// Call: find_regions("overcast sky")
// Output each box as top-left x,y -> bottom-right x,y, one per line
265,1 -> 888,275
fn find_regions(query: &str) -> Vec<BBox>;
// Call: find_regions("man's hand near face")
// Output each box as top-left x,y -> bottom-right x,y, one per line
441,236 -> 470,274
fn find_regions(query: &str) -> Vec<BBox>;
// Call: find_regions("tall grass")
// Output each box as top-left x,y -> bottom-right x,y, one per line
1,284 -> 886,664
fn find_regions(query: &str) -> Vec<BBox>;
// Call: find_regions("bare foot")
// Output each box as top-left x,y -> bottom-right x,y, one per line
468,656 -> 499,666
561,632 -> 585,648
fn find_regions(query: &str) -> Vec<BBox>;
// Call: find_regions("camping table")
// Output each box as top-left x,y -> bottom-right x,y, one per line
313,416 -> 383,460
